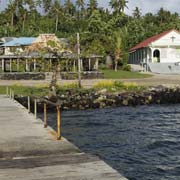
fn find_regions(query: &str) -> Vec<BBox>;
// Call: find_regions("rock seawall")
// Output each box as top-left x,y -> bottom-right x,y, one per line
15,86 -> 180,111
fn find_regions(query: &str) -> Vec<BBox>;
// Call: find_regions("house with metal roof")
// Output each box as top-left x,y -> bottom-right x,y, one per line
1,37 -> 36,55
128,29 -> 180,73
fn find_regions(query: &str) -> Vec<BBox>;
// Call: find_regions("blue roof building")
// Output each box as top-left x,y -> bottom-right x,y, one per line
0,37 -> 36,55
1,37 -> 36,47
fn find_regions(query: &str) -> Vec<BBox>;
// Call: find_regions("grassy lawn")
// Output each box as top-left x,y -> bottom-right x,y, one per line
0,86 -> 49,96
101,70 -> 153,79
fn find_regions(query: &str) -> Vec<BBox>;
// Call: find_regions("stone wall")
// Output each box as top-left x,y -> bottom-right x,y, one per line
60,71 -> 103,80
15,86 -> 180,111
0,73 -> 45,80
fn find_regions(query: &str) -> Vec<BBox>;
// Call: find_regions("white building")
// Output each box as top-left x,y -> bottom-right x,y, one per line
128,29 -> 180,73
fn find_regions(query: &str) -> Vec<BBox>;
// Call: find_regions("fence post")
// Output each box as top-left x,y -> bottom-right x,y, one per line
44,102 -> 47,128
34,97 -> 37,119
28,96 -> 30,113
56,105 -> 61,140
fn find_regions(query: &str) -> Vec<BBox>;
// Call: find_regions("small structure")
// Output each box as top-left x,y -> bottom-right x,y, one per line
0,37 -> 17,55
128,29 -> 180,73
0,34 -> 103,77
0,37 -> 36,72
1,37 -> 36,55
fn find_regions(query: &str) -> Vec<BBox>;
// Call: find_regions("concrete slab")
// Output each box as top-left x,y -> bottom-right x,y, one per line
0,95 -> 127,180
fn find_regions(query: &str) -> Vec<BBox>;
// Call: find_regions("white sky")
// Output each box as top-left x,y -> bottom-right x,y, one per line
0,0 -> 180,15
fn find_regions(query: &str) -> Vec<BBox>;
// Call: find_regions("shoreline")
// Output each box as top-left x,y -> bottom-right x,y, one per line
15,85 -> 180,111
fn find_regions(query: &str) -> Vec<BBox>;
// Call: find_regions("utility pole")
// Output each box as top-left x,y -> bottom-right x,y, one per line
77,33 -> 81,88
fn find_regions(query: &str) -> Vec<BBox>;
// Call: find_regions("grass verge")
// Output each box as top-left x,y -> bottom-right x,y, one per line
101,69 -> 153,79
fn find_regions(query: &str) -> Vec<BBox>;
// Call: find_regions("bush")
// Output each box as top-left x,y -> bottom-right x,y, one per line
114,81 -> 124,88
93,80 -> 145,92
57,82 -> 79,90
122,64 -> 131,71
93,80 -> 115,91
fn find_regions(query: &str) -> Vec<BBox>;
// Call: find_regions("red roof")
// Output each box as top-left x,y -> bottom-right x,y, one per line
129,29 -> 180,52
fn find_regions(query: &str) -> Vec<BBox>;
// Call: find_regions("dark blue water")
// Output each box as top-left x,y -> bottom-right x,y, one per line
41,105 -> 180,180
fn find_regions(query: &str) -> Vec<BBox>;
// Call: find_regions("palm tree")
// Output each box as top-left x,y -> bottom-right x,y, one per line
114,32 -> 122,71
133,7 -> 141,19
76,0 -> 85,10
50,0 -> 63,32
41,0 -> 52,13
64,0 -> 75,16
76,0 -> 85,19
113,28 -> 127,71
87,0 -> 98,15
109,0 -> 128,14
5,0 -> 17,27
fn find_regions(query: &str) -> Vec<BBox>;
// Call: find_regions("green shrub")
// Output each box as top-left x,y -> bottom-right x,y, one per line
114,81 -> 124,88
93,80 -> 115,91
93,80 -> 145,92
122,64 -> 131,71
57,82 -> 79,91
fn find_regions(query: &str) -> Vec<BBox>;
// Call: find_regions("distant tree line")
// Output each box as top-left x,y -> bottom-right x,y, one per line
0,0 -> 180,65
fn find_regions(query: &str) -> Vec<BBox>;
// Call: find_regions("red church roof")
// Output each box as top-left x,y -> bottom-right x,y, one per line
129,29 -> 180,52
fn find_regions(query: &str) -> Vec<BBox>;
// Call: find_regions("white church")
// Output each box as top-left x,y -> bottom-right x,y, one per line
128,29 -> 180,73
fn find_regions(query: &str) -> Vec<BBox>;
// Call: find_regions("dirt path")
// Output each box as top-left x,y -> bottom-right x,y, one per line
0,73 -> 180,88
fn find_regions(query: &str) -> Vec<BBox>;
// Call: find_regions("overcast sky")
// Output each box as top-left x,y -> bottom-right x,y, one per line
0,0 -> 180,15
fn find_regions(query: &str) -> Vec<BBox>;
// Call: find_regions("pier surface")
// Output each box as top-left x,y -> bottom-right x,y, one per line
0,95 -> 127,180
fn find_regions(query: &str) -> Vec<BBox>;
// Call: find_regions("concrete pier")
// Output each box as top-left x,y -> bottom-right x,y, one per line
0,95 -> 127,180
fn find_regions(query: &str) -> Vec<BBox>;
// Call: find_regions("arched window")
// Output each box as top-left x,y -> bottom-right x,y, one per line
153,49 -> 160,63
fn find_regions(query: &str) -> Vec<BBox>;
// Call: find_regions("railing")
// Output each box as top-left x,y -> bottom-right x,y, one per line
6,86 -> 61,140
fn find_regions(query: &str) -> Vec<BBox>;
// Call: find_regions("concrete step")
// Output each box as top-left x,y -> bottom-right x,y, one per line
148,63 -> 180,74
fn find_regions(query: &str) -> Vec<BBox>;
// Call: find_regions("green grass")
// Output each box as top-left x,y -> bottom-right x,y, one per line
0,85 -> 49,96
101,70 -> 153,79
0,86 -> 6,94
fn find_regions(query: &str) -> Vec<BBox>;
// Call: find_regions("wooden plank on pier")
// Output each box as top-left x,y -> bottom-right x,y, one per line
0,95 -> 128,180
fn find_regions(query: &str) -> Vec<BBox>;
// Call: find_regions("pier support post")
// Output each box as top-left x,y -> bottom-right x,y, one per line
9,89 -> 12,99
12,90 -> 14,100
28,96 -> 30,113
88,58 -> 91,71
56,105 -> 61,140
34,98 -> 37,119
44,102 -> 47,128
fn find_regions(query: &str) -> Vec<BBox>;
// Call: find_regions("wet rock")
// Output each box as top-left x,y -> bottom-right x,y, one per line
15,86 -> 180,111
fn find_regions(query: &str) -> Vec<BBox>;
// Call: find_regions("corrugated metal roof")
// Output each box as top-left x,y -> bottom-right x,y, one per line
0,37 -> 17,43
1,37 -> 36,47
129,29 -> 180,52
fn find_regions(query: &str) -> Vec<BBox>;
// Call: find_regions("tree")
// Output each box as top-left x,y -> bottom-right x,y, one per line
76,0 -> 85,11
87,0 -> 98,15
64,0 -> 75,16
41,0 -> 52,13
49,0 -> 63,32
113,30 -> 123,71
133,7 -> 141,19
109,0 -> 128,14
5,0 -> 17,27
76,0 -> 85,20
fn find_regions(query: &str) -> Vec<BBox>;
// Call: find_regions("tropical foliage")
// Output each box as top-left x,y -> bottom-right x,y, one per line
0,0 -> 180,68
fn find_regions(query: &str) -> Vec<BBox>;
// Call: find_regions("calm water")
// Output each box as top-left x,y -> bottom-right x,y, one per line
40,105 -> 180,180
